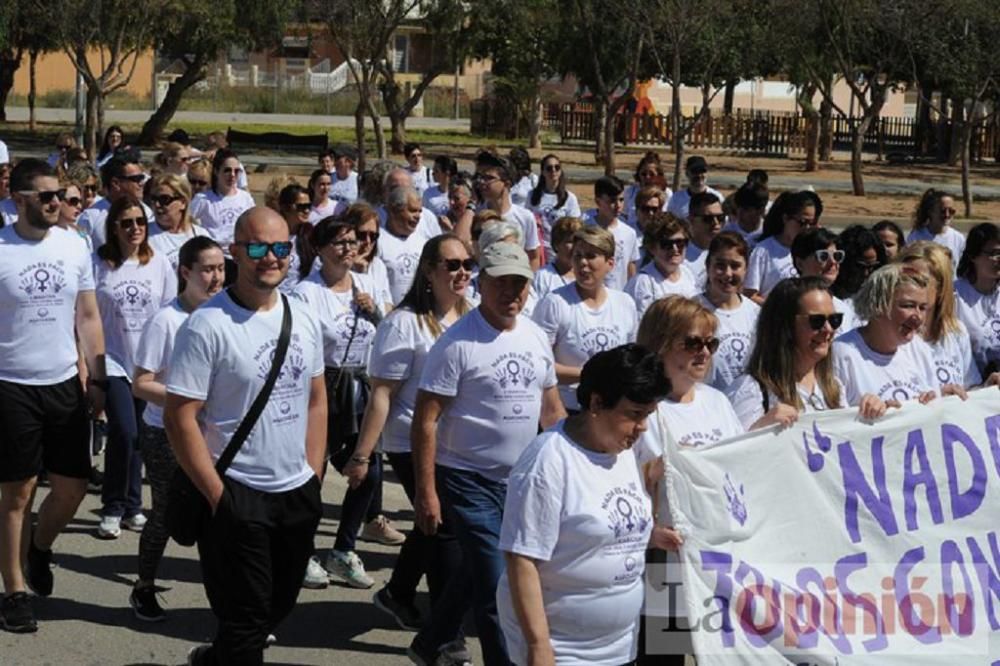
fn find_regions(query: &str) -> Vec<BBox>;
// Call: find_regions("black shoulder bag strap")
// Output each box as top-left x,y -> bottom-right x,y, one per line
215,292 -> 292,474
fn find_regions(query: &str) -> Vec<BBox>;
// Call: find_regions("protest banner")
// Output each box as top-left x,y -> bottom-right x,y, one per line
654,390 -> 1000,664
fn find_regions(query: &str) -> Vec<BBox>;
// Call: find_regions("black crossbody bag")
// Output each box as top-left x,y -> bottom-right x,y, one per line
166,293 -> 292,547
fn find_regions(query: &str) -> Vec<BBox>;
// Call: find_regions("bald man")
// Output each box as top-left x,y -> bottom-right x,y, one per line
164,207 -> 327,665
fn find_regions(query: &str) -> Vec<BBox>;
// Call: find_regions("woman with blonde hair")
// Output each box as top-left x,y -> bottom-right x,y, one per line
146,173 -> 210,270
185,158 -> 211,196
896,241 -> 982,388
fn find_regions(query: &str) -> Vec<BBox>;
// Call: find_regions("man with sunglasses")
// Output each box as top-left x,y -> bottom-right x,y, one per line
684,191 -> 726,286
165,206 -> 326,665
78,156 -> 153,250
666,155 -> 724,221
0,159 -> 107,633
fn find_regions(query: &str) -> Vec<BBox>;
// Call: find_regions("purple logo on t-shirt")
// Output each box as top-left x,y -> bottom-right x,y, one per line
19,263 -> 67,296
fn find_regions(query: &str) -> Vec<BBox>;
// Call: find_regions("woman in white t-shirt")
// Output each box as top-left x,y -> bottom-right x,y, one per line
527,154 -> 582,252
130,236 -> 224,620
498,344 -> 675,666
624,151 -> 672,230
508,146 -> 538,208
699,231 -> 760,393
533,226 -> 638,412
346,234 -> 472,638
188,149 -> 255,248
626,212 -> 698,317
423,156 -> 457,218
94,196 -> 177,539
833,264 -> 967,406
441,177 -> 475,243
307,168 -> 339,225
745,190 -> 820,302
276,183 -> 313,293
56,180 -> 90,249
791,227 -> 858,335
347,202 -> 393,312
955,222 -> 1000,377
897,242 -> 988,389
533,215 -> 581,300
147,173 -> 210,271
907,188 -> 966,261
728,277 -> 888,430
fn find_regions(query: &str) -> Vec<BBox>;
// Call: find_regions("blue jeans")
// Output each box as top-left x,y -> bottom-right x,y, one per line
414,465 -> 511,666
101,376 -> 144,518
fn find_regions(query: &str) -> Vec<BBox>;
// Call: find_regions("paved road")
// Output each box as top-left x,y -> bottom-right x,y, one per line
0,472 -> 477,666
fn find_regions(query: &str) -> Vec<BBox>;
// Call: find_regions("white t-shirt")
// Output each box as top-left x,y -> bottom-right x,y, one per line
189,189 -> 256,248
147,222 -> 211,271
928,323 -> 981,388
0,198 -> 16,227
665,186 -> 724,220
583,213 -> 640,291
832,328 -> 938,405
308,199 -> 346,226
368,307 -> 453,453
727,373 -> 847,430
78,198 -> 156,250
419,309 -> 557,482
329,171 -> 359,205
832,295 -> 862,338
722,220 -> 761,250
626,262 -> 698,317
377,228 -> 428,305
682,241 -> 710,289
94,253 -> 177,379
0,225 -> 94,385
0,139 -> 8,164
376,206 -> 443,240
624,183 -> 671,231
134,299 -> 188,428
528,191 -> 582,252
422,184 -> 450,218
409,166 -> 433,197
954,277 -> 1000,374
167,292 -> 324,493
533,262 -> 574,301
532,284 -> 637,410
501,204 -> 542,252
498,425 -> 650,666
906,226 -> 966,268
633,385 -> 744,465
293,271 -> 378,368
698,294 -> 760,393
510,174 -> 538,208
745,235 -> 794,296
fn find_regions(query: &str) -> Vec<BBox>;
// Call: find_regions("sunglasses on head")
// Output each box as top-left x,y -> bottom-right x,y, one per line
814,249 -> 845,264
117,216 -> 147,230
801,313 -> 844,331
658,237 -> 688,251
441,258 -> 475,272
682,336 -> 720,353
19,189 -> 62,204
152,194 -> 182,207
236,241 -> 293,260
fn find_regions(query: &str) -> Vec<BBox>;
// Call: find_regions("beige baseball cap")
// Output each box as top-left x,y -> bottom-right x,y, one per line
479,243 -> 533,280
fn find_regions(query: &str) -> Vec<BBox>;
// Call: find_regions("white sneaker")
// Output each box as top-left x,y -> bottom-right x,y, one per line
97,515 -> 122,539
324,549 -> 374,589
122,513 -> 148,531
302,556 -> 329,589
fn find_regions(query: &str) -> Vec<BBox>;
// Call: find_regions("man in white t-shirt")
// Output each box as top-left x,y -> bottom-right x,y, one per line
0,159 -> 107,633
404,142 -> 433,197
409,243 -> 566,665
328,145 -> 359,205
684,191 -> 725,286
165,207 -> 326,665
584,176 -> 640,290
78,155 -> 154,250
666,155 -> 724,221
475,151 -> 542,271
722,182 -> 768,248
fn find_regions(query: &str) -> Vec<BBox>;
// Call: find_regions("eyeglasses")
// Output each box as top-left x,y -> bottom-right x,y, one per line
681,336 -> 720,353
117,216 -> 147,230
236,241 -> 293,260
120,174 -> 146,184
62,195 -> 83,208
440,258 -> 475,272
294,202 -> 312,213
355,231 -> 379,243
18,189 -> 62,204
657,238 -> 688,251
982,250 -> 1000,261
695,213 -> 726,226
189,179 -> 208,188
791,217 -> 819,228
328,239 -> 359,250
800,313 -> 844,331
814,249 -> 845,264
639,205 -> 661,215
543,164 -> 561,172
83,184 -> 99,194
475,173 -> 500,184
152,194 -> 182,208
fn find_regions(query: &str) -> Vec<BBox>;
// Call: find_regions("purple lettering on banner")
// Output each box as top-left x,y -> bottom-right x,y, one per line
942,423 -> 987,520
700,550 -> 736,647
986,414 -> 1000,480
734,561 -> 783,646
966,532 -> 1000,631
835,552 -> 887,652
893,546 -> 943,644
902,428 -> 944,531
838,436 -> 898,545
940,539 -> 976,636
797,566 -> 853,654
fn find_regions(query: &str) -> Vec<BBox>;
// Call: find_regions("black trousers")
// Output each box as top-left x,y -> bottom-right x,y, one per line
196,475 -> 322,666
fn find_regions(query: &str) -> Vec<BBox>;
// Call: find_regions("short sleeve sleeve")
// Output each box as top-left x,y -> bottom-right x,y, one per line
499,444 -> 564,561
728,375 -> 766,430
166,319 -> 214,400
744,245 -> 766,292
419,331 -> 464,397
368,316 -> 416,381
77,248 -> 95,291
566,192 -> 581,218
522,209 -> 541,251
530,293 -> 562,345
134,314 -> 170,375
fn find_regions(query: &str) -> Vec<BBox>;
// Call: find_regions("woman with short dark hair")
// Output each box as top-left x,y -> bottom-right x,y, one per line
188,148 -> 254,248
955,222 -> 1000,377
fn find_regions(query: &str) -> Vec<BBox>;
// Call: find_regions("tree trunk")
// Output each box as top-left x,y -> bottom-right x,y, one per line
84,84 -> 100,159
362,79 -> 387,159
380,75 -> 406,154
388,113 -> 407,155
670,49 -> 683,191
797,82 -> 819,172
915,84 -> 933,155
354,100 -> 367,173
28,50 -> 39,132
948,99 -> 962,166
527,93 -> 542,150
850,112 -> 878,196
137,55 -> 209,145
593,100 -> 607,165
723,79 -> 736,116
819,95 -> 833,162
960,115 -> 973,218
0,50 -> 23,122
97,89 -> 106,149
